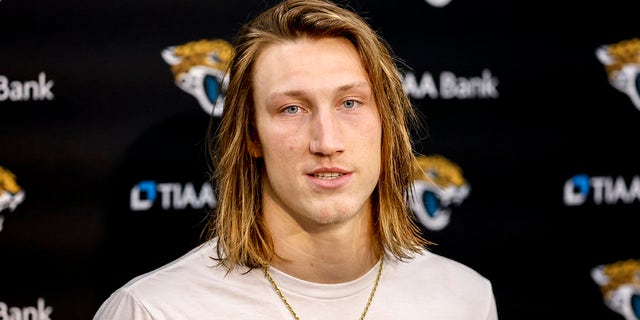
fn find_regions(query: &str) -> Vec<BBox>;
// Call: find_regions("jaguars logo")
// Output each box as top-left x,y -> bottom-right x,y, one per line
595,38 -> 640,111
591,259 -> 640,320
0,165 -> 25,232
409,155 -> 470,231
161,39 -> 235,117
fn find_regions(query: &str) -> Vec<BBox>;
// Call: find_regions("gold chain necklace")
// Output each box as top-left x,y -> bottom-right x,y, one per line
264,258 -> 383,320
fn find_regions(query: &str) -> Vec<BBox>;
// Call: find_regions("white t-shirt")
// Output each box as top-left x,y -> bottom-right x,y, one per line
94,239 -> 498,319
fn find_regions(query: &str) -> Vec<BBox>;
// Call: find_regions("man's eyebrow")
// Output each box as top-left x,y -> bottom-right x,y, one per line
336,81 -> 371,93
266,81 -> 371,103
270,89 -> 304,98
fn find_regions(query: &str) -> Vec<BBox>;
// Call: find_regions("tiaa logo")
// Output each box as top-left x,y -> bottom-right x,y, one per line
409,155 -> 470,231
161,39 -> 235,117
0,165 -> 25,233
595,38 -> 640,111
591,259 -> 640,320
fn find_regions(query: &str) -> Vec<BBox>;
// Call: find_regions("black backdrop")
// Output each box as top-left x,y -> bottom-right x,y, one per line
1,0 -> 639,319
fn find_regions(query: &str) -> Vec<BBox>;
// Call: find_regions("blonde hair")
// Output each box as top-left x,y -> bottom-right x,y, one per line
205,0 -> 429,271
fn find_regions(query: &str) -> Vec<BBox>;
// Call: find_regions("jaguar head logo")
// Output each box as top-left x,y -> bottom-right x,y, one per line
595,38 -> 640,111
161,39 -> 234,117
591,259 -> 640,320
0,165 -> 25,232
409,155 -> 470,231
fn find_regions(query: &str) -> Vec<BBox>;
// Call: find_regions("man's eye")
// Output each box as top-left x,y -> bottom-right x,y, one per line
284,105 -> 300,114
343,100 -> 358,109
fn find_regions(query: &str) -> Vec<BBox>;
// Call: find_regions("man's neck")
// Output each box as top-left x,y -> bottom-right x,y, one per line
265,209 -> 379,284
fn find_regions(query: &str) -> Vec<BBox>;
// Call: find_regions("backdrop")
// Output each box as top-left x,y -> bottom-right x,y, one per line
1,0 -> 639,319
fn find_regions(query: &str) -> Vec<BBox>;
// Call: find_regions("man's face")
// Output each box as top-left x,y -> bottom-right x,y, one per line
251,37 -> 382,228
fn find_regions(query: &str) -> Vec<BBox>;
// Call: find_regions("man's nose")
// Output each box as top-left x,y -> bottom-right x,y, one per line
309,110 -> 345,156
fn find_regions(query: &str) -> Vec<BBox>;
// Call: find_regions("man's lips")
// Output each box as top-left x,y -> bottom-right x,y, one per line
307,168 -> 351,180
312,172 -> 344,180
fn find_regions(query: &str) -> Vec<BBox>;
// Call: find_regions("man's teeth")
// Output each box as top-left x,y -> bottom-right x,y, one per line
314,172 -> 343,179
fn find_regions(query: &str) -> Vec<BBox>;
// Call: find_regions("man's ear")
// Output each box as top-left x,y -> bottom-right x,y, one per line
248,139 -> 262,158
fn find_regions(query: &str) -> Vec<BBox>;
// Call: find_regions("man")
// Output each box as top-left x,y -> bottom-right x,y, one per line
93,0 -> 498,319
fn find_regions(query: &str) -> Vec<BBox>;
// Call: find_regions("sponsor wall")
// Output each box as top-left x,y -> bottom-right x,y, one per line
1,0 -> 638,319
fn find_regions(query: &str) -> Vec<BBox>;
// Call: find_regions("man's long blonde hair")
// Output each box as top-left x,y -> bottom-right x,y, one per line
204,0 -> 429,271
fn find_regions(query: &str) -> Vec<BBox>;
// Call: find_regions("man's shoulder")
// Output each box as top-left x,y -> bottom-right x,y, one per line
93,239 -> 254,319
380,249 -> 497,319
389,248 -> 492,289
119,240 -> 222,296
418,249 -> 487,276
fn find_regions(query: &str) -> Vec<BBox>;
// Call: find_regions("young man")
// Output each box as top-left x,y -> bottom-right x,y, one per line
94,0 -> 498,319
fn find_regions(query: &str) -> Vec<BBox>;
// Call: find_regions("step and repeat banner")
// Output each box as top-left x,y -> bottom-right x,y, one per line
1,0 -> 638,319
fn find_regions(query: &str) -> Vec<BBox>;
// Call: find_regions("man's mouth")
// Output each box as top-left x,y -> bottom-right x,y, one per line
313,172 -> 344,180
